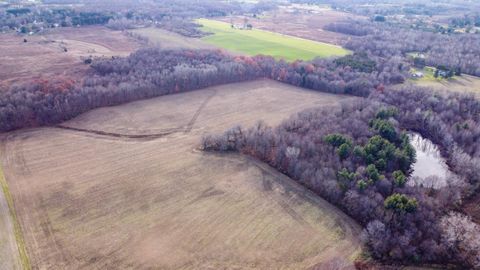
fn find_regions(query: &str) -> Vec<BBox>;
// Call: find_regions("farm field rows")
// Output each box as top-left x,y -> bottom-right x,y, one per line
0,79 -> 361,269
197,19 -> 350,61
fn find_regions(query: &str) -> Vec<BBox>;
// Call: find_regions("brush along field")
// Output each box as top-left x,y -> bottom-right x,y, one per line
0,26 -> 139,87
197,19 -> 350,61
1,79 -> 362,269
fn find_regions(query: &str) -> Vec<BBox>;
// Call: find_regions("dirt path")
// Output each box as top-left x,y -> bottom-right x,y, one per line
0,162 -> 23,270
54,125 -> 178,140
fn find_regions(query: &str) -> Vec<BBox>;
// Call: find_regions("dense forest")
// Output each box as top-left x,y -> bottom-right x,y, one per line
202,86 -> 480,267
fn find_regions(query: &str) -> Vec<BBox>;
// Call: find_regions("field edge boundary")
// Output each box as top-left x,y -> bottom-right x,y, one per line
0,162 -> 31,270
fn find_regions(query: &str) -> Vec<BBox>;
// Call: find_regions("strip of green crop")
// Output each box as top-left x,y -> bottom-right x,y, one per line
0,163 -> 31,270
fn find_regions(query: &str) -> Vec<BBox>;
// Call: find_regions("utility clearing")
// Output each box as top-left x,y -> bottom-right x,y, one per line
1,79 -> 361,269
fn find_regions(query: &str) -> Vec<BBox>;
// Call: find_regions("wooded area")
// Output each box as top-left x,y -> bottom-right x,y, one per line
325,19 -> 480,76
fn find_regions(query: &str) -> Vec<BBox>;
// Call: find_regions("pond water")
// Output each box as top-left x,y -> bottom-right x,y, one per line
408,133 -> 451,189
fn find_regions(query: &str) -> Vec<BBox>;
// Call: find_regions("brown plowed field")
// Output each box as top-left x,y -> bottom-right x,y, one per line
1,79 -> 362,269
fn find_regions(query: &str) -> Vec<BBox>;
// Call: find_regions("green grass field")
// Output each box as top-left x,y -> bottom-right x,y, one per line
197,18 -> 350,61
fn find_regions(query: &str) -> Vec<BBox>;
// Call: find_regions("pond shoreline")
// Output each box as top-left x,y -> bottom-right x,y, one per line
408,132 -> 451,189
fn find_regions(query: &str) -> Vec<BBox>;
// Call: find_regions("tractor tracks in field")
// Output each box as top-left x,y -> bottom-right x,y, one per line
184,89 -> 216,133
54,89 -> 217,141
53,125 -> 179,141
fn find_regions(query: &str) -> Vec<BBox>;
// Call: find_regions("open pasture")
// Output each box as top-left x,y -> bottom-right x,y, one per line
197,19 -> 350,61
0,26 -> 139,87
1,79 -> 361,269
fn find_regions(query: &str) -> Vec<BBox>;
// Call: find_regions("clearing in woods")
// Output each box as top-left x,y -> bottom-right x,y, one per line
197,18 -> 350,61
404,66 -> 480,96
412,73 -> 480,96
1,79 -> 362,269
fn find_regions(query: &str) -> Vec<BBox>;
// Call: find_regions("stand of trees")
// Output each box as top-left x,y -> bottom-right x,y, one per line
372,86 -> 480,191
202,85 -> 480,268
258,53 -> 405,97
153,19 -> 207,38
0,49 -> 264,131
450,14 -> 480,28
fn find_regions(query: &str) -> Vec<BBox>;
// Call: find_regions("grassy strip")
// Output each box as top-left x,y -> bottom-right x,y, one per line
0,164 -> 31,270
197,18 -> 350,61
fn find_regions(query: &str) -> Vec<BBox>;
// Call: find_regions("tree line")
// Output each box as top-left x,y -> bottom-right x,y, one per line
0,48 -> 406,132
0,49 -> 261,131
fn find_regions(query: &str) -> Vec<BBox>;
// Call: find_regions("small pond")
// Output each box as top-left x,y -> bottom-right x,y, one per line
408,133 -> 451,189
